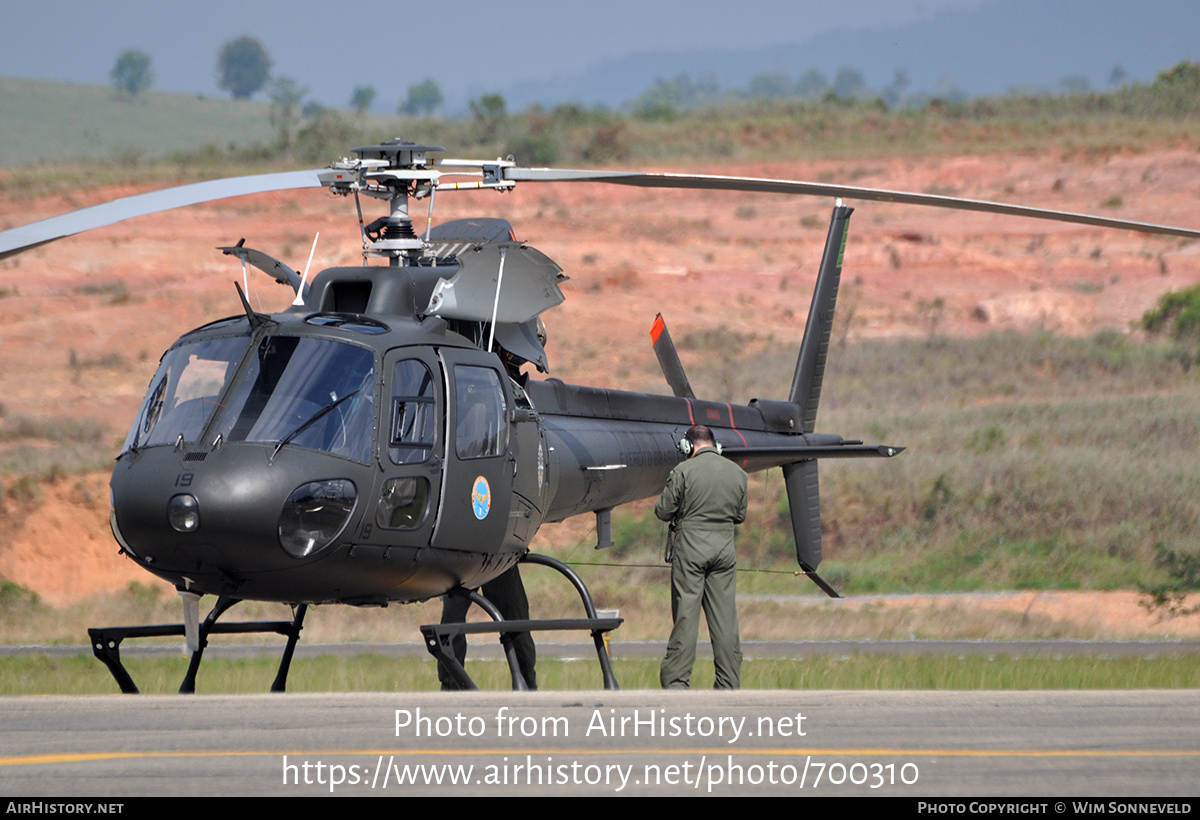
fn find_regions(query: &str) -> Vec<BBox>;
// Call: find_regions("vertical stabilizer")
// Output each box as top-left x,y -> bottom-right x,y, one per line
789,204 -> 853,431
784,460 -> 823,569
783,205 -> 852,588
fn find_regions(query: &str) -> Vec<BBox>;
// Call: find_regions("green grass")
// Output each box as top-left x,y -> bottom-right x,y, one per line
0,77 -> 272,168
579,330 -> 1200,595
5,71 -> 1200,173
4,653 -> 1197,695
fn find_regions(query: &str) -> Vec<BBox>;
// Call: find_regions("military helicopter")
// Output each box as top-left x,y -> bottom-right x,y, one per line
2,140 -> 1198,693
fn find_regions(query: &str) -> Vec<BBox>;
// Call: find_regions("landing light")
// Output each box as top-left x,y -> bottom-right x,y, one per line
278,480 -> 357,559
167,494 -> 201,533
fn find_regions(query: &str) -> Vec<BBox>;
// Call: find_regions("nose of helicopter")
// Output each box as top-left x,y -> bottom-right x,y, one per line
110,444 -> 366,586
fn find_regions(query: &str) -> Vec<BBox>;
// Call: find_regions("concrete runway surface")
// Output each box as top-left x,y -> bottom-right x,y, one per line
1,690 -> 1197,797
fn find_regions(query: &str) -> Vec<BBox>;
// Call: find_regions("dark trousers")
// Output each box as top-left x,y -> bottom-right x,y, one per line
437,565 -> 537,689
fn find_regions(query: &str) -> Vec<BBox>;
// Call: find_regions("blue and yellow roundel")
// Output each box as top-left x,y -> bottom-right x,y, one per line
471,476 -> 491,520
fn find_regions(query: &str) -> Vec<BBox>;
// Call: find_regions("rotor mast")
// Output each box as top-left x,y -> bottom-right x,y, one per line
320,139 -> 446,267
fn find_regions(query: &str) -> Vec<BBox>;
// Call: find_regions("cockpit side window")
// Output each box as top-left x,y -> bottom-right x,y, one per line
389,359 -> 436,465
454,365 -> 507,459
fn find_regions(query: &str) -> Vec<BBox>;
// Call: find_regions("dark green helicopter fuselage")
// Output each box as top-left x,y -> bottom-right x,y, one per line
111,206 -> 894,607
109,265 -> 848,605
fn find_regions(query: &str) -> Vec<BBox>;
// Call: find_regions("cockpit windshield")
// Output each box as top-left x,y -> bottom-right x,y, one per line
122,335 -> 249,454
212,336 -> 376,463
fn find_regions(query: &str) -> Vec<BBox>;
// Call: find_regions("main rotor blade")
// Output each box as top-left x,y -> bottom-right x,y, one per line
0,169 -> 324,260
505,168 -> 1200,240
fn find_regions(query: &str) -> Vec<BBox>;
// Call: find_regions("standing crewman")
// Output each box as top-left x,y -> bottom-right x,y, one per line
655,424 -> 748,689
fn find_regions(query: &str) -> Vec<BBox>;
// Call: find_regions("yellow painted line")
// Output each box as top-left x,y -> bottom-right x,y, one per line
3,747 -> 1199,767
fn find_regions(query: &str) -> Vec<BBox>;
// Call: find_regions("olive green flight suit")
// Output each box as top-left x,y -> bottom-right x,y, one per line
655,447 -> 748,689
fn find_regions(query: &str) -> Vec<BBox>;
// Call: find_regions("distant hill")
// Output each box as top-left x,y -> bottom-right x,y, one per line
0,77 -> 419,168
0,77 -> 279,166
5,58 -> 1199,171
501,0 -> 1200,110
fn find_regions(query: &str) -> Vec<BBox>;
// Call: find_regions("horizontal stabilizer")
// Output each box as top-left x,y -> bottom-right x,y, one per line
721,442 -> 902,473
723,443 -> 902,460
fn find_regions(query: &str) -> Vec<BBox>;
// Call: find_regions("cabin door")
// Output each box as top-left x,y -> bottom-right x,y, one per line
366,349 -> 443,547
430,349 -> 515,553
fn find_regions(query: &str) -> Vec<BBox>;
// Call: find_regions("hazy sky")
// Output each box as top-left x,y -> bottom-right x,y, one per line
0,0 -> 983,98
1,0 -> 1197,111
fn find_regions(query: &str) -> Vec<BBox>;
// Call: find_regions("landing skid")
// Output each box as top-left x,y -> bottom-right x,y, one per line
421,553 -> 623,691
87,554 -> 620,693
88,596 -> 308,694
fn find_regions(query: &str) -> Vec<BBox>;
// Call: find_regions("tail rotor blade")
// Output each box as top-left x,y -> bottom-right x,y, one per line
649,313 -> 696,400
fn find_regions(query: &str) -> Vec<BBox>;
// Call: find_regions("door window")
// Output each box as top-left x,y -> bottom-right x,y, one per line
375,476 -> 431,530
388,359 -> 436,464
454,366 -> 507,459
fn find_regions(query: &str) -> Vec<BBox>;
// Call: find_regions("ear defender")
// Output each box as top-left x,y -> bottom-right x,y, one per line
677,438 -> 722,456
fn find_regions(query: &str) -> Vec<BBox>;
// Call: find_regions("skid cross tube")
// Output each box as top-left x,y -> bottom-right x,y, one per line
420,553 -> 623,690
429,586 -> 531,691
87,598 -> 308,694
522,553 -> 622,690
